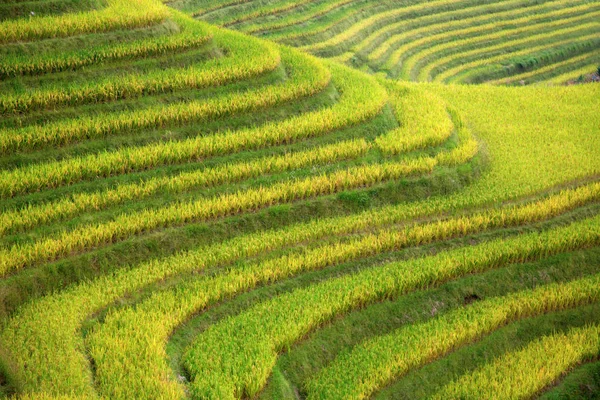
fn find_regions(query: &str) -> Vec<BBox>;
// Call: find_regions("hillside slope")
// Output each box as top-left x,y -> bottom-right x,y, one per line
185,0 -> 600,84
0,0 -> 599,399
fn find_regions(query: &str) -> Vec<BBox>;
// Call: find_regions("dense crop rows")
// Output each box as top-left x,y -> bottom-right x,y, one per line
375,83 -> 453,154
201,0 -> 600,84
0,139 -> 369,234
4,182 -> 597,397
431,324 -> 600,399
0,12 -> 212,78
0,0 -> 598,398
0,0 -> 169,43
0,62 -> 380,195
309,272 -> 600,399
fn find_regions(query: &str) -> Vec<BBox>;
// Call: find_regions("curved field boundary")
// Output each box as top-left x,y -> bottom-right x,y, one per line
488,50 -> 600,85
308,276 -> 600,399
375,0 -> 591,73
0,45 -> 328,154
0,61 -> 379,197
0,156 -> 437,275
548,64 -> 600,84
0,0 -> 107,22
431,325 -> 600,399
261,0 -> 383,43
393,8 -> 600,81
0,140 -> 369,235
53,183 -> 598,398
0,0 -> 169,43
299,0 -> 480,54
200,0 -> 320,27
375,83 -> 454,155
430,22 -> 600,82
62,182 -> 598,399
182,215 -> 600,399
0,18 -> 273,114
0,11 -> 212,78
180,0 -> 252,16
355,0 -> 554,65
240,0 -> 358,35
539,359 -> 600,399
2,81 -> 489,277
2,178 -> 596,397
449,38 -> 600,84
1,1 -> 599,398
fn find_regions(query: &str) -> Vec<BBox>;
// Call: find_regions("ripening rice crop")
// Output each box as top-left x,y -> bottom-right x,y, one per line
182,216 -> 600,399
0,0 -> 169,43
0,46 -> 329,153
4,184 -> 596,398
375,82 -> 454,154
431,324 -> 600,399
0,11 -> 212,78
0,61 -> 381,196
308,273 -> 600,399
1,0 -> 599,398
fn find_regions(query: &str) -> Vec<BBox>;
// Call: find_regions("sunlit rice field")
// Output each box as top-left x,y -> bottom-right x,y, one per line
0,0 -> 599,398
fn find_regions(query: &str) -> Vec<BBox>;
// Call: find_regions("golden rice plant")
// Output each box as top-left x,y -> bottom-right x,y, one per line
309,272 -> 600,399
0,139 -> 370,234
0,0 -> 169,44
183,218 -> 600,399
0,46 -> 329,153
431,325 -> 600,399
3,182 -> 598,398
0,10 -> 212,78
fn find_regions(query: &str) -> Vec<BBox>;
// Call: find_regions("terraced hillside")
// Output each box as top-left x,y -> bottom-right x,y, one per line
0,0 -> 599,399
184,0 -> 600,84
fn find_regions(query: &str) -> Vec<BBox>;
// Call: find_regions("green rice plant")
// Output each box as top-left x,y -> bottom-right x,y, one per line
3,181 -> 598,398
0,61 -> 382,196
0,19 -> 279,113
375,83 -> 454,154
487,50 -> 600,85
7,83 -> 590,279
5,91 -> 600,276
240,0 -> 358,35
308,275 -> 600,399
537,354 -> 600,399
1,0 -> 75,3
84,189 -> 600,399
0,46 -> 329,154
0,11 -> 212,78
315,0 -> 574,63
435,107 -> 478,166
444,35 -> 600,84
1,1 -> 600,398
490,50 -> 600,84
0,0 -> 106,20
0,139 -> 370,235
183,216 -> 600,399
300,0 -> 474,54
330,51 -> 355,64
204,0 -> 319,27
431,325 -> 600,399
356,0 -> 537,64
547,63 -> 600,84
429,82 -> 600,206
0,156 -> 437,276
395,7 -> 600,81
262,0 -> 382,43
0,0 -> 169,44
376,0 -> 591,74
179,0 -> 251,16
430,21 -> 600,82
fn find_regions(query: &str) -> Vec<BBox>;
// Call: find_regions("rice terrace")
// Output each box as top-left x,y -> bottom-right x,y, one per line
0,0 -> 599,398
